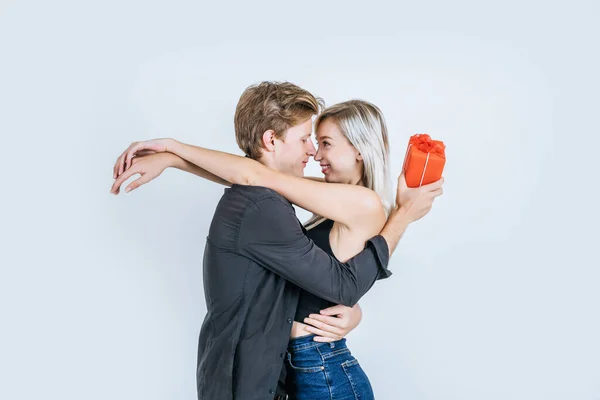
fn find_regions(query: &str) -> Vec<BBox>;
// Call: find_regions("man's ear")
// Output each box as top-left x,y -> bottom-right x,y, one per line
262,130 -> 277,152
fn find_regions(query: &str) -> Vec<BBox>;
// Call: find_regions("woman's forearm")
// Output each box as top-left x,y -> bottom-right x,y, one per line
166,139 -> 264,186
167,153 -> 231,187
379,206 -> 412,256
304,176 -> 325,182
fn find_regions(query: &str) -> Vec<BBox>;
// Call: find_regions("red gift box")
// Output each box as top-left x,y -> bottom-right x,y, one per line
402,134 -> 446,187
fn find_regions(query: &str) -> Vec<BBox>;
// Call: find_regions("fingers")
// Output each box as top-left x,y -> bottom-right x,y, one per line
305,314 -> 346,329
113,156 -> 118,179
430,187 -> 443,197
124,174 -> 150,193
117,142 -> 139,177
423,177 -> 444,190
303,317 -> 344,337
118,146 -> 131,177
111,166 -> 139,194
303,325 -> 343,341
124,144 -> 140,172
114,151 -> 127,179
318,304 -> 346,316
114,150 -> 158,179
125,141 -> 160,171
117,147 -> 130,177
312,335 -> 337,343
114,140 -> 166,179
135,150 -> 156,157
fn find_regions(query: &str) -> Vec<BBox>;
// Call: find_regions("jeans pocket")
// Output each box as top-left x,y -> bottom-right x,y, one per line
322,347 -> 351,360
287,352 -> 325,373
341,358 -> 375,399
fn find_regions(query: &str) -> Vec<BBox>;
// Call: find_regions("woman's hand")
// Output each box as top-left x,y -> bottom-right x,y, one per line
302,304 -> 363,343
110,152 -> 176,194
113,138 -> 175,178
396,172 -> 444,222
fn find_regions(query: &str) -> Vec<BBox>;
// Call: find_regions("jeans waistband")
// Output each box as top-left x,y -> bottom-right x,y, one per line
287,334 -> 348,353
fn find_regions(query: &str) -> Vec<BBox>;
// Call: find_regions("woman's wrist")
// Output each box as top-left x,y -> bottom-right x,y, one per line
164,138 -> 180,154
392,205 -> 413,224
162,152 -> 185,170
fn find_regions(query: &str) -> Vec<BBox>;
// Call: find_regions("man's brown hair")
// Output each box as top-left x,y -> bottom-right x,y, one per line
234,81 -> 324,159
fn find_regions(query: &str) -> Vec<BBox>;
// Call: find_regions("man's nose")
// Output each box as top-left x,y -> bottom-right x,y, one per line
306,141 -> 316,156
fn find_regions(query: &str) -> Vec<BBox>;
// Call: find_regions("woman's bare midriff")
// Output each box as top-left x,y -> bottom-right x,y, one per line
290,321 -> 313,338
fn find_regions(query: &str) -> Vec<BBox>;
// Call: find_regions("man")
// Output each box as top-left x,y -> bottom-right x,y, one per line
111,81 -> 443,399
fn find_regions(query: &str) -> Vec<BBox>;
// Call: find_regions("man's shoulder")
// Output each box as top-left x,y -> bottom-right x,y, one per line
208,185 -> 295,247
222,184 -> 292,209
210,185 -> 300,247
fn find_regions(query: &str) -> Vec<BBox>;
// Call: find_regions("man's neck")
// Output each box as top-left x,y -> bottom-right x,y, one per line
256,155 -> 278,172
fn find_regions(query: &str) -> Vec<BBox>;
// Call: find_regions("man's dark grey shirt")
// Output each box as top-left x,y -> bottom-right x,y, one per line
196,184 -> 392,400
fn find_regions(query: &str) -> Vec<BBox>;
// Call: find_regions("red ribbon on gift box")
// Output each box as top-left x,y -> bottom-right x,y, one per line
410,134 -> 446,157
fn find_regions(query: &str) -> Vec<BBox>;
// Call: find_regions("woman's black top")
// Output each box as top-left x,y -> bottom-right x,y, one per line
294,219 -> 338,322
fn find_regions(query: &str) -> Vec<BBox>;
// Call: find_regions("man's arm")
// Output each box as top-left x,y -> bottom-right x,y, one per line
237,196 -> 392,307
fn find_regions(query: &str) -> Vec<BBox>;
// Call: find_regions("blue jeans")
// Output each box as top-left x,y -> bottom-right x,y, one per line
284,334 -> 375,400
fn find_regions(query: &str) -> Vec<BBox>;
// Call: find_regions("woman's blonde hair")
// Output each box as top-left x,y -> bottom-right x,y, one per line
305,100 -> 393,230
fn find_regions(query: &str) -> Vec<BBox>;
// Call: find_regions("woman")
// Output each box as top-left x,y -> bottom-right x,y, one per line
112,100 -> 443,399
276,100 -> 392,399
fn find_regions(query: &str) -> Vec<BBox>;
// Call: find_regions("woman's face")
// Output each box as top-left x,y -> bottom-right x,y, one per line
314,118 -> 363,185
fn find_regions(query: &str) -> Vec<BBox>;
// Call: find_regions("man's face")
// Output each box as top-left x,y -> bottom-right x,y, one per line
273,118 -> 316,177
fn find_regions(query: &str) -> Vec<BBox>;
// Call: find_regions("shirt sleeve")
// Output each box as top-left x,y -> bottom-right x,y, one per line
237,196 -> 392,306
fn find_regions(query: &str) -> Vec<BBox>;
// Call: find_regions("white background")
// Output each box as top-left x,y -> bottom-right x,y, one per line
1,1 -> 598,399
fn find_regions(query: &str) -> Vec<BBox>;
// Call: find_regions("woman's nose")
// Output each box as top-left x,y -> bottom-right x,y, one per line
314,147 -> 322,161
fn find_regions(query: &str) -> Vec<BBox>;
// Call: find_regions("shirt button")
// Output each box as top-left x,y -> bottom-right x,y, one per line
269,389 -> 275,394
287,318 -> 292,324
280,352 -> 284,358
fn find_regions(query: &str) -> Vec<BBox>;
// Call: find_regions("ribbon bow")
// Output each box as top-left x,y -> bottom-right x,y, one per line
410,134 -> 446,158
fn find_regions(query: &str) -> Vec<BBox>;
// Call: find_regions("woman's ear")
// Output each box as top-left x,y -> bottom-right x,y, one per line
356,152 -> 363,161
